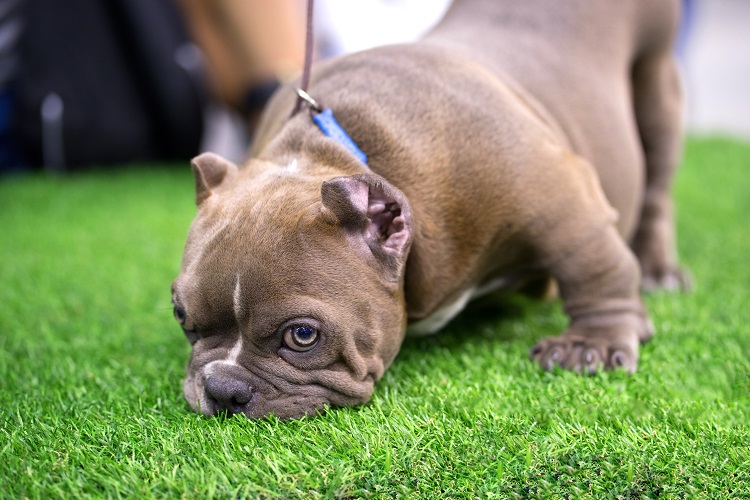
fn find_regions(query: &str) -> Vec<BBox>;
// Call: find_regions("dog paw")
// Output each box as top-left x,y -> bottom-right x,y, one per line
529,330 -> 639,374
641,266 -> 692,293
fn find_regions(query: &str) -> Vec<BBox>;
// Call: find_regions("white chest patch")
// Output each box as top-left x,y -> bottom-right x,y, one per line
407,287 -> 475,337
405,276 -> 513,337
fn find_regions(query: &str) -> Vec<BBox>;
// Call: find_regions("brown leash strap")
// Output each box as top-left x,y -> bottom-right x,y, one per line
292,0 -> 315,116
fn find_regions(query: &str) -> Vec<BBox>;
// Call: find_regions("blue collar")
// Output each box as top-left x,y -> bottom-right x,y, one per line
312,108 -> 368,164
293,87 -> 368,164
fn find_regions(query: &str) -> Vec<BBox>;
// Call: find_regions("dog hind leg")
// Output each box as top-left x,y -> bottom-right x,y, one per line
630,50 -> 692,292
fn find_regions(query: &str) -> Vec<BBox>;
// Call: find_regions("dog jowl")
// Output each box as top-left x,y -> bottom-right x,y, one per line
172,0 -> 689,419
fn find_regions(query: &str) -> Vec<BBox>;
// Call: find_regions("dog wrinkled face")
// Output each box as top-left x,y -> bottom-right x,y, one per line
172,153 -> 412,420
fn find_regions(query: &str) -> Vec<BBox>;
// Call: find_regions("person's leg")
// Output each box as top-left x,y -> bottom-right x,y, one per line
178,0 -> 304,119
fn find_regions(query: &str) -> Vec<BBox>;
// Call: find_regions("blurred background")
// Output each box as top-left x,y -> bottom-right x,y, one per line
0,0 -> 747,173
680,0 -> 750,137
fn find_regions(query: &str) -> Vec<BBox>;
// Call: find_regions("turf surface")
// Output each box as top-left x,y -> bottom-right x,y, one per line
1,137 -> 748,498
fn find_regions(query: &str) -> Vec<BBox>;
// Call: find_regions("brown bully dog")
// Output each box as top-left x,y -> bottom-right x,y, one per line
172,0 -> 689,419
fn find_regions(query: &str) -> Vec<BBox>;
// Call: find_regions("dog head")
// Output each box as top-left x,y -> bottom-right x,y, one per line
172,152 -> 412,419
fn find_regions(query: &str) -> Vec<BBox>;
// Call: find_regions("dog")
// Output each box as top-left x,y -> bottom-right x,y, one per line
172,0 -> 689,419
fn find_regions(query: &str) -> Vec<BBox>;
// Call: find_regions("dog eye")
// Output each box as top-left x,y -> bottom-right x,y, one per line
283,324 -> 320,352
172,304 -> 199,344
173,305 -> 186,324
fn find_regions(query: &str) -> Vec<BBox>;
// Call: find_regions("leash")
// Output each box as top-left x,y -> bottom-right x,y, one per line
292,0 -> 316,116
290,0 -> 368,164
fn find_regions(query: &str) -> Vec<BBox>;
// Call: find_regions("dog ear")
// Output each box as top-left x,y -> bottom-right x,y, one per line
191,153 -> 238,205
321,174 -> 412,282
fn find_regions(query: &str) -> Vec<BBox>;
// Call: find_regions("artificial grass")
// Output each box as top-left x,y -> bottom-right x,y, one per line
1,137 -> 748,498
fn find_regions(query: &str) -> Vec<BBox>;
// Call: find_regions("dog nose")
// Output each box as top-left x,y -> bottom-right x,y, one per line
204,375 -> 253,415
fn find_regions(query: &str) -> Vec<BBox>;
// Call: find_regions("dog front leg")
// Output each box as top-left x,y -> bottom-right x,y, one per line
523,153 -> 652,373
530,223 -> 651,373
